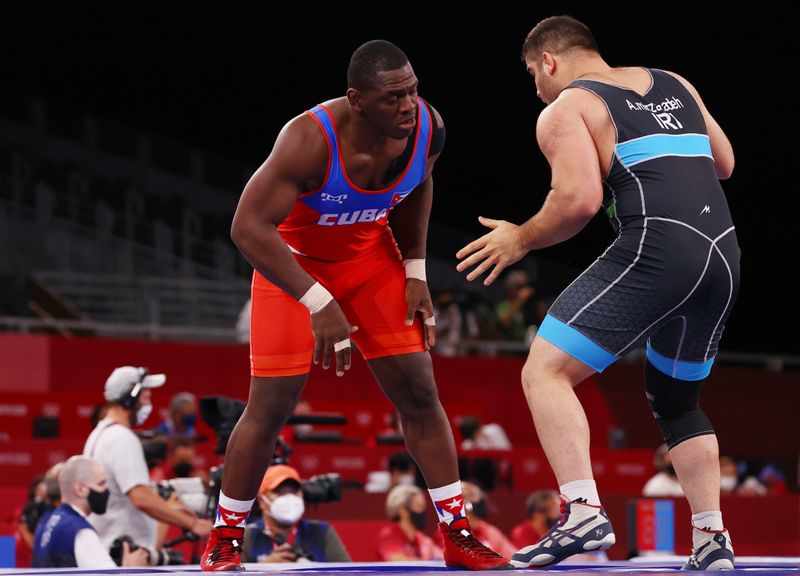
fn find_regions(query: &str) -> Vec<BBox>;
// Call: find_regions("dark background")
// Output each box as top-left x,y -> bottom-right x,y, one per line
2,5 -> 794,354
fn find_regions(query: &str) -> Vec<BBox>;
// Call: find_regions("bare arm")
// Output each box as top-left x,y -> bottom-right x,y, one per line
387,104 -> 443,347
232,113 -> 358,374
666,70 -> 734,179
456,95 -> 602,285
518,97 -> 604,250
127,485 -> 211,536
230,115 -> 326,298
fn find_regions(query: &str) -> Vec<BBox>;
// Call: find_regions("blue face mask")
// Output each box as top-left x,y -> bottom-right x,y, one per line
182,414 -> 196,428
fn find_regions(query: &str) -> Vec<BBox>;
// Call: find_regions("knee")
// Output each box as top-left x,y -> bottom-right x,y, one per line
644,360 -> 714,449
245,378 -> 304,423
521,361 -> 543,400
394,376 -> 442,417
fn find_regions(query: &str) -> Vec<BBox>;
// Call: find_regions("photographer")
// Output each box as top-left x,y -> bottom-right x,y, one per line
243,465 -> 350,563
83,366 -> 212,562
32,456 -> 149,568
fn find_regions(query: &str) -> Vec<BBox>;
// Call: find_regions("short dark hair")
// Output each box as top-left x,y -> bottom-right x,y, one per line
521,16 -> 598,60
526,489 -> 558,517
348,40 -> 409,90
388,451 -> 413,473
458,416 -> 481,440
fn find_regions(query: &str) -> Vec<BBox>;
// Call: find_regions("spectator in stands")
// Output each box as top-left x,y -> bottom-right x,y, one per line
243,464 -> 350,562
153,392 -> 198,438
463,291 -> 502,342
495,270 -> 539,342
32,455 -> 149,568
459,481 -> 516,557
168,436 -> 207,482
377,485 -> 442,561
151,436 -> 208,484
458,415 -> 512,451
719,456 -> 767,496
83,366 -> 211,556
758,464 -> 788,496
14,474 -> 46,566
643,443 -> 684,497
15,462 -> 65,566
719,455 -> 739,495
432,289 -> 463,356
366,452 -> 418,493
510,490 -> 560,549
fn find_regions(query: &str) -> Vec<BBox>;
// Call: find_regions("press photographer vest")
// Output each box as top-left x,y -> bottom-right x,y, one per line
32,504 -> 94,567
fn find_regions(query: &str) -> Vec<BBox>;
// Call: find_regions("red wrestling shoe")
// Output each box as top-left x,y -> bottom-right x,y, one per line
439,517 -> 513,570
201,526 -> 245,571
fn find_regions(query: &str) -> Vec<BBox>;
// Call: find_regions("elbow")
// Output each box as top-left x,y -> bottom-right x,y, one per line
714,149 -> 735,180
127,492 -> 146,512
717,159 -> 734,180
577,199 -> 602,220
230,215 -> 253,252
572,192 -> 602,221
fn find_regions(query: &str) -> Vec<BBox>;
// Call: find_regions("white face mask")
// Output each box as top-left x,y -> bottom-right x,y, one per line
135,403 -> 153,426
397,473 -> 415,486
720,475 -> 737,492
267,493 -> 305,526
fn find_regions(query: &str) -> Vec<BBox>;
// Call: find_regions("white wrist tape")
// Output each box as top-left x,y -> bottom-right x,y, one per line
403,259 -> 426,282
299,282 -> 333,314
333,339 -> 351,352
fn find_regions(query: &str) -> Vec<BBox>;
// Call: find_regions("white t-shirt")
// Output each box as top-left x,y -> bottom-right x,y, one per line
642,472 -> 684,497
83,418 -> 156,548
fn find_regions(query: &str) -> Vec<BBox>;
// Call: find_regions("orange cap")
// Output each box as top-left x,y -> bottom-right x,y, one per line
259,464 -> 302,494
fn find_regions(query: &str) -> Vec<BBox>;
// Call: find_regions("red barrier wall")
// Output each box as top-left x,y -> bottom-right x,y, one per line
0,334 -> 616,447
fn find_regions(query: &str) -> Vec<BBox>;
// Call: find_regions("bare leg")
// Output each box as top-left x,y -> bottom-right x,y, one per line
220,375 -> 307,500
670,434 -> 720,514
368,352 -> 458,488
521,337 -> 596,485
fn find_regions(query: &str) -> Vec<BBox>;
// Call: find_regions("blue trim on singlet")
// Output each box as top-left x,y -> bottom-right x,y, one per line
616,133 -> 712,168
538,315 -> 620,372
299,102 -> 431,220
646,343 -> 715,381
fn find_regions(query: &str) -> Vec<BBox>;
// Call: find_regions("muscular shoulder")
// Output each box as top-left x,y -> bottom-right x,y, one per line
661,70 -> 703,101
269,111 -> 330,188
536,93 -> 587,146
537,89 -> 607,151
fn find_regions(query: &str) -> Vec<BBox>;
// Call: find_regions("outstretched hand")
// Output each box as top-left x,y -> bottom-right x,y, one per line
456,216 -> 528,286
405,278 -> 435,349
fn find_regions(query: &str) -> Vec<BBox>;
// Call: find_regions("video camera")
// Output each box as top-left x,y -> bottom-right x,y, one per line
154,476 -> 210,516
199,396 -> 345,508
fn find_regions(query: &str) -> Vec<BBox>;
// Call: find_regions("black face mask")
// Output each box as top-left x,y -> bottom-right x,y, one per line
409,510 -> 427,532
172,462 -> 194,478
88,488 -> 110,515
470,499 -> 488,519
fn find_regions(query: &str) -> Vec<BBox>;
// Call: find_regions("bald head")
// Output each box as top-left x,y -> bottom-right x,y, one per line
59,455 -> 105,505
386,484 -> 423,520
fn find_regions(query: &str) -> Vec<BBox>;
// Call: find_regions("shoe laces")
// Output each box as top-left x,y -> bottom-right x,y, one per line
446,525 -> 503,559
209,532 -> 242,563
